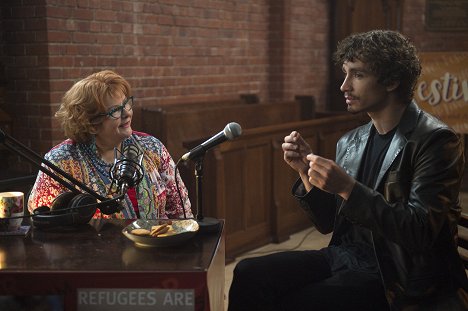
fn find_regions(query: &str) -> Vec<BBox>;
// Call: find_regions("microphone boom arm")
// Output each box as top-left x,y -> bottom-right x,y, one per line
0,128 -> 108,202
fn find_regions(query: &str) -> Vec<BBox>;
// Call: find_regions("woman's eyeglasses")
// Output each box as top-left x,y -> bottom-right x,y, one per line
90,96 -> 134,124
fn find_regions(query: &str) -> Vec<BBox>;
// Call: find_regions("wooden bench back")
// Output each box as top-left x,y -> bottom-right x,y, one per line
182,113 -> 369,259
458,212 -> 468,269
140,96 -> 315,160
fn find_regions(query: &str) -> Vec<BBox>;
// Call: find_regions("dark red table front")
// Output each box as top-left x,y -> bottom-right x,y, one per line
0,219 -> 225,311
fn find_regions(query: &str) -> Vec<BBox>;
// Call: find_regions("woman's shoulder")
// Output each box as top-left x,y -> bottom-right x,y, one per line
46,139 -> 80,161
131,131 -> 177,164
132,131 -> 164,149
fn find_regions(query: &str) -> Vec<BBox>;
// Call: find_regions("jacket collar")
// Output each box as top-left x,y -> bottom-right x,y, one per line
345,101 -> 421,188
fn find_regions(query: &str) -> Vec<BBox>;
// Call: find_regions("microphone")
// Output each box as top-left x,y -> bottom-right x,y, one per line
0,128 -> 143,227
181,122 -> 242,161
109,143 -> 144,195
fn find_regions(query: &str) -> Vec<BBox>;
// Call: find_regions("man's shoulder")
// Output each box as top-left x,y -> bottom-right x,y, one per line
399,101 -> 456,139
412,109 -> 457,140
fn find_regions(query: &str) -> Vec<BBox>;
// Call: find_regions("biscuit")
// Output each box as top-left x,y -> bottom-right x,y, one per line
157,226 -> 176,237
150,223 -> 169,236
151,225 -> 170,237
131,228 -> 151,236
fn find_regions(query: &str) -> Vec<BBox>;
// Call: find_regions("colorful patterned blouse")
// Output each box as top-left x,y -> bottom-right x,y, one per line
28,131 -> 193,219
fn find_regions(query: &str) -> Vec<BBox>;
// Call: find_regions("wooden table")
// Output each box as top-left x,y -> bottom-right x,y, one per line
0,219 -> 225,311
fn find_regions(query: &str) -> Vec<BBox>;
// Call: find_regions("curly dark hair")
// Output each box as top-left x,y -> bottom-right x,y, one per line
333,30 -> 421,104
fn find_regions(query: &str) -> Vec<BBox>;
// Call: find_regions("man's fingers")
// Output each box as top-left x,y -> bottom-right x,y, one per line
307,154 -> 328,167
284,150 -> 302,161
282,142 -> 298,150
308,155 -> 333,179
284,134 -> 298,143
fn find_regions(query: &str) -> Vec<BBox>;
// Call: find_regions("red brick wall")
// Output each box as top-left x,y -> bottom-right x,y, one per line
402,0 -> 468,51
0,0 -> 329,157
284,0 -> 329,105
1,1 -> 51,155
1,0 -> 467,162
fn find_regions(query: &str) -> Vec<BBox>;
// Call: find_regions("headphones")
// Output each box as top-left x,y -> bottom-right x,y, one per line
31,192 -> 120,230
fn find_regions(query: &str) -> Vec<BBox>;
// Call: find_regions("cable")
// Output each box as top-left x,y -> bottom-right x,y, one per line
174,158 -> 187,219
232,227 -> 318,260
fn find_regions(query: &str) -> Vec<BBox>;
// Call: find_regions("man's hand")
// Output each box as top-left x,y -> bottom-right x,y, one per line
282,131 -> 314,191
306,154 -> 356,200
282,131 -> 312,174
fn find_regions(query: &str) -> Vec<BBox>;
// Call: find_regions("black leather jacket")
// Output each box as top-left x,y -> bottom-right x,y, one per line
294,101 -> 468,310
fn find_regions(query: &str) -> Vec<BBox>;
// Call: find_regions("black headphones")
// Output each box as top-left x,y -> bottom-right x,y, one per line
31,192 -> 120,230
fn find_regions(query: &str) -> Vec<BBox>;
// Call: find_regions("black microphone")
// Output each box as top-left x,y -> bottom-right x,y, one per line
109,143 -> 144,195
0,128 -> 136,227
181,122 -> 242,161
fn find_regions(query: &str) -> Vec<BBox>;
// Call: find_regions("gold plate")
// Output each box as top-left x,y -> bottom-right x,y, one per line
122,219 -> 199,247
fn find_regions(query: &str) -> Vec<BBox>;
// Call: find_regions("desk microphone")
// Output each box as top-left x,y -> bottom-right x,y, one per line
181,122 -> 242,161
0,129 -> 146,229
31,143 -> 145,227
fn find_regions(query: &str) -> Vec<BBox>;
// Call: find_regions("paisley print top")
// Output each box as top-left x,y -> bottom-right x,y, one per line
28,131 -> 193,219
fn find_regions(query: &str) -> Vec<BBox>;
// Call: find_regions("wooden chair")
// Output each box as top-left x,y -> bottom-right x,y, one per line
458,212 -> 468,269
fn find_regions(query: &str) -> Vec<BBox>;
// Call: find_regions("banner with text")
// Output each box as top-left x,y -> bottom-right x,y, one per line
77,288 -> 195,311
415,52 -> 468,133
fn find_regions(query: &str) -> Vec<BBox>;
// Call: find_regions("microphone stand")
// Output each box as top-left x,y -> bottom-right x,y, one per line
194,155 -> 220,233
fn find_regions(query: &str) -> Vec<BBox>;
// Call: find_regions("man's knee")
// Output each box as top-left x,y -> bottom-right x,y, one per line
233,258 -> 259,280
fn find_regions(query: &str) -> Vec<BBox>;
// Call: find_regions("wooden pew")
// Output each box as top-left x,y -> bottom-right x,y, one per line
139,96 -> 369,260
184,113 -> 369,260
458,212 -> 468,269
140,96 -> 315,161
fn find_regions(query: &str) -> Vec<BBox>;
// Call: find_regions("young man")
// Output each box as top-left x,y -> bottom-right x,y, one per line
228,30 -> 468,310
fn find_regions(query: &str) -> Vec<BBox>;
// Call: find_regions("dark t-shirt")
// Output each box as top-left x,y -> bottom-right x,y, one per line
324,125 -> 397,274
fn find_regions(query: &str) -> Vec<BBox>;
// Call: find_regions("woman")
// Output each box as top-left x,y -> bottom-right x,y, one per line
28,70 -> 192,220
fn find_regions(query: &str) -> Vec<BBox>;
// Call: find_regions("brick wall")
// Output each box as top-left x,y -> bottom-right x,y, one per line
1,1 -> 51,155
1,0 -> 467,164
402,0 -> 468,51
0,0 -> 329,158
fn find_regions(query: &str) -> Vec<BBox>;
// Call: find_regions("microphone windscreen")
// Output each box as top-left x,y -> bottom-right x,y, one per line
225,122 -> 242,140
123,144 -> 140,161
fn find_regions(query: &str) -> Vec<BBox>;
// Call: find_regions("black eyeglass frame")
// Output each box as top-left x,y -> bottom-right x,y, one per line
90,96 -> 134,124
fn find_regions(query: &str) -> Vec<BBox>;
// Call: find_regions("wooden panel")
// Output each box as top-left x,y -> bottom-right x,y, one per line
197,113 -> 369,259
141,99 -> 313,161
272,139 -> 311,243
458,213 -> 468,269
208,137 -> 274,259
142,97 -> 369,259
244,143 -> 270,226
223,149 -> 247,232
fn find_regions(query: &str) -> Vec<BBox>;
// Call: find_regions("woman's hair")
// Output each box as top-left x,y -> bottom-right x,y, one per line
333,30 -> 422,104
55,70 -> 131,143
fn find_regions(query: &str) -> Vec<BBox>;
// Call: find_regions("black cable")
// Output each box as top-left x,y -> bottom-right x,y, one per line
233,228 -> 318,260
174,158 -> 188,219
